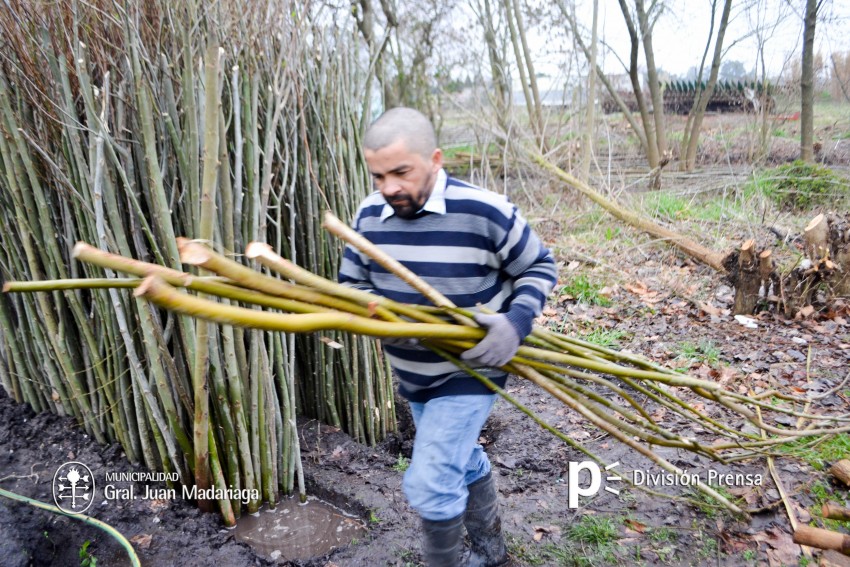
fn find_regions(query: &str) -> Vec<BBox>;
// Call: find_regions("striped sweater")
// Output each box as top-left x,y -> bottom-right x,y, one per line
339,170 -> 557,402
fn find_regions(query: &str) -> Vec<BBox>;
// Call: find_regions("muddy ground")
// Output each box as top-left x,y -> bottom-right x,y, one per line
2,118 -> 850,566
3,239 -> 850,566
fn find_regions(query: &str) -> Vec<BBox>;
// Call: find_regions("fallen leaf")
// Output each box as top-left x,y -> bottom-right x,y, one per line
797,305 -> 815,319
130,534 -> 153,549
148,499 -> 170,512
625,281 -> 649,295
697,301 -> 724,317
329,445 -> 346,460
532,525 -> 562,542
624,519 -> 647,533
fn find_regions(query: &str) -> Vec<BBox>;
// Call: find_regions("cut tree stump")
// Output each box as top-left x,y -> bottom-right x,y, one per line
733,239 -> 761,314
830,460 -> 850,487
823,503 -> 850,522
793,525 -> 850,555
728,213 -> 850,317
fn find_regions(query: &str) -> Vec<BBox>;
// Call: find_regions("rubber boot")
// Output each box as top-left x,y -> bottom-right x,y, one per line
421,514 -> 464,566
464,472 -> 509,567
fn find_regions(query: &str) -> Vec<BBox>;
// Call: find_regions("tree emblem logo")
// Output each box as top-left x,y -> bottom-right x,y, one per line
53,462 -> 95,514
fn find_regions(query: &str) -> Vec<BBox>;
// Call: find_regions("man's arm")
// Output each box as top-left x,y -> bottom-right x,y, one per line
337,205 -> 378,293
462,205 -> 557,367
496,206 -> 558,339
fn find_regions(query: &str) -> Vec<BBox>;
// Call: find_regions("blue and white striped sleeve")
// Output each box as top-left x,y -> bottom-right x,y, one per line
496,206 -> 558,340
337,209 -> 376,293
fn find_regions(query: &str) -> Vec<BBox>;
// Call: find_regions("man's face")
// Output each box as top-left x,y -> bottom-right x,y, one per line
364,138 -> 443,220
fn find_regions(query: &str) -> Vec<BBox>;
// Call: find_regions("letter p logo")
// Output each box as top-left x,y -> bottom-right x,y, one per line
568,462 -> 601,508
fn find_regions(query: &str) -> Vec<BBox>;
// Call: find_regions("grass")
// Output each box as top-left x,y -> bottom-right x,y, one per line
569,515 -> 619,545
642,191 -> 692,221
676,339 -> 721,366
809,480 -> 849,531
561,275 -> 612,307
581,327 -> 628,348
688,483 -> 740,519
746,160 -> 849,210
506,515 -> 622,566
777,433 -> 850,471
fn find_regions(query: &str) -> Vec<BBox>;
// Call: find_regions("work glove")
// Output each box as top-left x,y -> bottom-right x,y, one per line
460,313 -> 520,368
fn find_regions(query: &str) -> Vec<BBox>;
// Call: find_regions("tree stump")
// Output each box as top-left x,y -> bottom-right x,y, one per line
829,460 -> 850,487
733,239 -> 761,315
827,214 -> 850,297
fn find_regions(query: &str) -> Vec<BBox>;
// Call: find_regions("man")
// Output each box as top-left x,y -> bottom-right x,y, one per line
339,107 -> 557,566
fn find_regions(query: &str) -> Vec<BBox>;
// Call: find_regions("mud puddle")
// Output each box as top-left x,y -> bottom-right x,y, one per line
232,496 -> 367,563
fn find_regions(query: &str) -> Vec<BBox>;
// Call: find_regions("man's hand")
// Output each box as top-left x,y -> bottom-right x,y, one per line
460,313 -> 520,368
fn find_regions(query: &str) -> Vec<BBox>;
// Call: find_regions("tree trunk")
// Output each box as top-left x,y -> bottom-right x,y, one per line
529,149 -> 725,271
503,0 -> 542,144
635,0 -> 667,161
479,0 -> 510,129
800,0 -> 818,162
617,0 -> 660,169
732,240 -> 761,314
830,460 -> 850,487
682,0 -> 733,172
580,0 -> 599,182
558,0 -> 649,156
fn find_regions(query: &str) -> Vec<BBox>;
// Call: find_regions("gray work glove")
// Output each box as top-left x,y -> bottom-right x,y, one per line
460,313 -> 520,368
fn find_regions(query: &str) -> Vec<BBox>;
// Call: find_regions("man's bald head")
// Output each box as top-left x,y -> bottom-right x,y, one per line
364,107 -> 437,159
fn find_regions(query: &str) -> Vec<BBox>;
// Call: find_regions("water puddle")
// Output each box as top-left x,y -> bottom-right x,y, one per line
232,496 -> 367,562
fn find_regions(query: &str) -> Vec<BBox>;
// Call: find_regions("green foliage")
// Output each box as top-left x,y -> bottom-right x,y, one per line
561,275 -> 612,307
648,526 -> 678,543
778,434 -> 850,471
749,160 -> 848,210
79,541 -> 97,567
642,191 -> 692,221
677,340 -> 721,366
392,454 -> 410,473
569,515 -> 619,545
581,328 -> 628,348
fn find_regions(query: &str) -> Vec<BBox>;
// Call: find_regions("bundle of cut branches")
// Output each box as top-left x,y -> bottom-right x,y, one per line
8,212 -> 850,515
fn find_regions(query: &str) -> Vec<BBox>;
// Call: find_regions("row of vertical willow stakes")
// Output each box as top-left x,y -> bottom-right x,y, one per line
6,210 -> 850,522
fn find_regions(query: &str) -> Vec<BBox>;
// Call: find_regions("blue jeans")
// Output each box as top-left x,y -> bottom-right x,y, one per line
403,394 -> 497,521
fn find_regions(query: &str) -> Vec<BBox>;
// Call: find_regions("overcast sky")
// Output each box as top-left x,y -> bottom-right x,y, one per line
592,0 -> 850,77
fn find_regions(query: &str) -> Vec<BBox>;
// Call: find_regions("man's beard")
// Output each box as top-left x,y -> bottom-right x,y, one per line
387,170 -> 434,220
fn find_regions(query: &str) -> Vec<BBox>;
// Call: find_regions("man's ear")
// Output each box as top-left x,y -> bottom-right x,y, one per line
431,148 -> 443,173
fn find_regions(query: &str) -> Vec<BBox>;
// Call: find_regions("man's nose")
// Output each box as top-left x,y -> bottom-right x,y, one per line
383,180 -> 403,196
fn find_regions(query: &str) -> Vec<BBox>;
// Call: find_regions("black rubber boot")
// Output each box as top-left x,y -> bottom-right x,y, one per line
421,514 -> 464,566
464,472 -> 509,567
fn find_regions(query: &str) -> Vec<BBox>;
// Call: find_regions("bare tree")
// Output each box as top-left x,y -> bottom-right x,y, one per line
579,0 -> 598,182
557,1 -> 649,162
472,0 -> 511,126
502,0 -> 544,145
680,0 -> 733,172
800,0 -> 824,162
